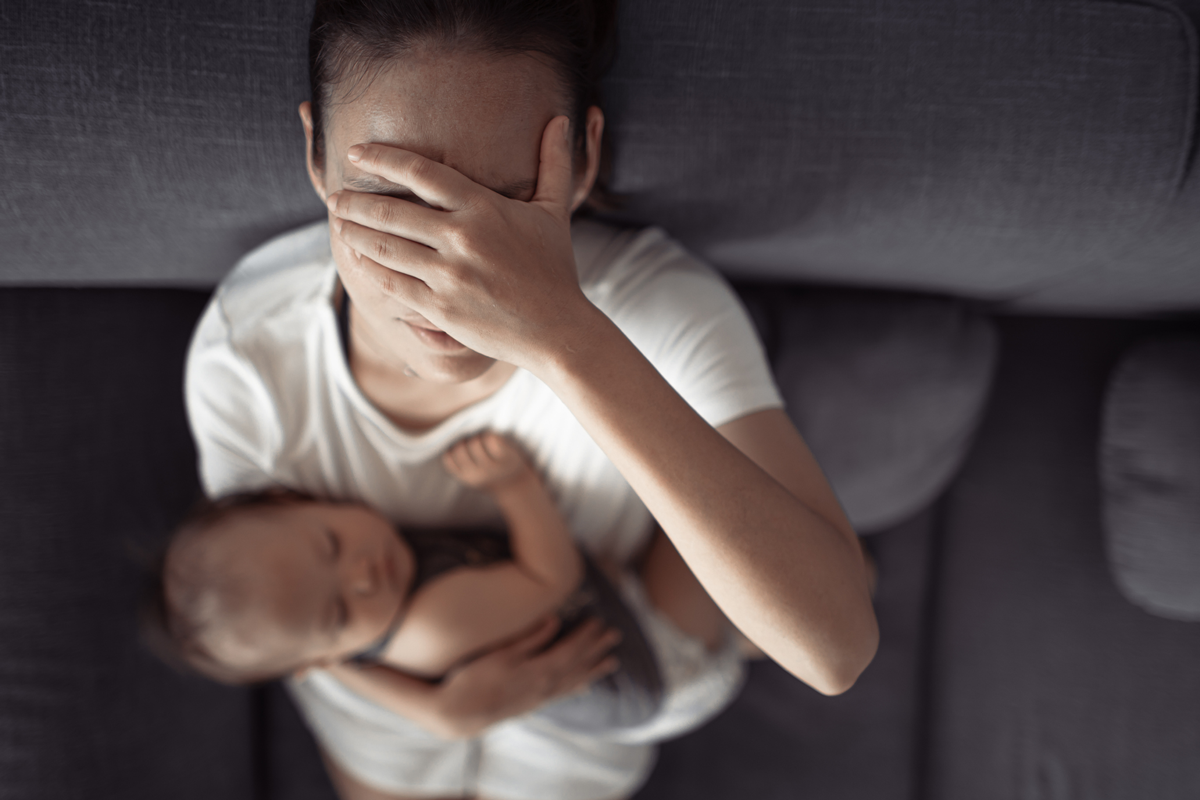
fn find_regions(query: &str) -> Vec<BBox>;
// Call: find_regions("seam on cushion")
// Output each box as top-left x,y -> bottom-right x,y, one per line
1100,0 -> 1200,191
994,0 -> 1200,313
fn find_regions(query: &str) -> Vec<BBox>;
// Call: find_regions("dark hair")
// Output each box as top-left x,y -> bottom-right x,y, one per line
140,489 -> 316,686
307,0 -> 618,207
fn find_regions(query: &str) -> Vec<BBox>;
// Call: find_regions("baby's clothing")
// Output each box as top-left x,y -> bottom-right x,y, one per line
354,526 -> 666,733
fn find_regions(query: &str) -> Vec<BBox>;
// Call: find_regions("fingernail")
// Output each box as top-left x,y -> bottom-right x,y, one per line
562,117 -> 571,145
332,218 -> 343,234
347,145 -> 364,162
326,193 -> 339,212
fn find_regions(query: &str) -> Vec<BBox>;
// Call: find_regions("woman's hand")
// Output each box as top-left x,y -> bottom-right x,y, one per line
435,616 -> 618,738
323,616 -> 619,740
327,115 -> 599,372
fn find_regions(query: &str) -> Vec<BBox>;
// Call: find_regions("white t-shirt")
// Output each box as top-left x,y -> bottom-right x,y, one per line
186,218 -> 782,563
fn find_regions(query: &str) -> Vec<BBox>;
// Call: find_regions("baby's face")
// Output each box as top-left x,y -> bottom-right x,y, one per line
205,501 -> 414,675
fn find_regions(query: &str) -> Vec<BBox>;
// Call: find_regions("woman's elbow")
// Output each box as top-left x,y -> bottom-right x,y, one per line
812,615 -> 880,696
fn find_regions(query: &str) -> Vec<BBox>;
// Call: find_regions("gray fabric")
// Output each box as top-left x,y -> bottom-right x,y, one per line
601,0 -> 1198,313
637,511 -> 935,800
1101,337 -> 1200,621
0,0 -> 324,286
265,682 -> 339,800
0,288 -> 258,799
772,292 -> 997,532
928,318 -> 1200,800
0,0 -> 1197,315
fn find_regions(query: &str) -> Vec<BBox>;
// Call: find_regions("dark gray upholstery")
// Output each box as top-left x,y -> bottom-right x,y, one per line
3,0 -> 1200,798
770,291 -> 997,532
264,683 -> 338,800
927,319 -> 1200,800
636,512 -> 935,800
1101,337 -> 1200,621
0,289 -> 258,800
601,0 -> 1199,312
0,0 -> 322,286
2,0 -> 1199,315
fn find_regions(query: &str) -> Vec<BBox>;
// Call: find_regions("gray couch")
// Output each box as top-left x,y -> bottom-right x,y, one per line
3,1 -> 1198,798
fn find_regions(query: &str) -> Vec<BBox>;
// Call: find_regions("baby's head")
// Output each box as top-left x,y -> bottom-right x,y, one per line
145,491 -> 414,684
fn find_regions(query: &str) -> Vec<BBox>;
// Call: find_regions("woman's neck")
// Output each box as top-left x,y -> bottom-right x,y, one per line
346,303 -> 518,432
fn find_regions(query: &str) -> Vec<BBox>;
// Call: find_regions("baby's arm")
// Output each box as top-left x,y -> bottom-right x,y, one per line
443,432 -> 583,595
383,434 -> 584,670
324,617 -> 618,739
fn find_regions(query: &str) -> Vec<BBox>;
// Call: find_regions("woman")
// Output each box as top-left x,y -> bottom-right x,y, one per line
186,0 -> 878,798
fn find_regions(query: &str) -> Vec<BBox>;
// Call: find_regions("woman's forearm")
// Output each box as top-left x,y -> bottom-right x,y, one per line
323,617 -> 621,739
532,307 -> 879,694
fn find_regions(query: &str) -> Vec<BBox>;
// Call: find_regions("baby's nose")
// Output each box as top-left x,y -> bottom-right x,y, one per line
348,556 -> 379,596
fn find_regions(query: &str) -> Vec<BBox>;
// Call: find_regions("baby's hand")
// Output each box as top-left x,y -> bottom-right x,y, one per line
443,432 -> 535,491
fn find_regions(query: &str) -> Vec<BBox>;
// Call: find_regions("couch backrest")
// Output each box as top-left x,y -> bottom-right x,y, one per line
2,0 -> 1197,312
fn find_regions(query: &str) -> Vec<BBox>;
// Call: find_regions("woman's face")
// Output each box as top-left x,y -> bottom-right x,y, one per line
199,501 -> 415,674
300,46 -> 601,383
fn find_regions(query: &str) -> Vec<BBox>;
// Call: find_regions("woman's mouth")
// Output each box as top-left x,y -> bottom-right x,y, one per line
405,322 -> 466,352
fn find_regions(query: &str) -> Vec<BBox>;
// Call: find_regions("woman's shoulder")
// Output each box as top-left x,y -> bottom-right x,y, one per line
571,218 -> 738,323
207,220 -> 337,339
572,218 -> 706,284
185,221 -> 339,448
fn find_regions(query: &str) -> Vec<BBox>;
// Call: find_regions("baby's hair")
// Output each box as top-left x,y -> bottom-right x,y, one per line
140,488 -> 316,685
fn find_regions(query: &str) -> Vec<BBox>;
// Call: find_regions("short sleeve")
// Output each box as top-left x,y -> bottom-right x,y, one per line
184,295 -> 282,497
597,230 -> 784,429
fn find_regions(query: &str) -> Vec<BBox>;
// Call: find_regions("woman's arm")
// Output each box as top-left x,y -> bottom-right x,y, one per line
538,318 -> 877,694
327,117 -> 879,693
325,616 -> 619,740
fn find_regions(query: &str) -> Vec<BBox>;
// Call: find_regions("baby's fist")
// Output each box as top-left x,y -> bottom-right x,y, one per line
443,432 -> 534,490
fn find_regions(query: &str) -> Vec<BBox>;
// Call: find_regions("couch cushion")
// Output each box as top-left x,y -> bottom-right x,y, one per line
0,288 -> 258,799
638,511 -> 936,800
771,291 -> 997,532
0,0 -> 322,285
2,0 -> 1197,310
927,318 -> 1200,800
1101,336 -> 1200,621
602,0 -> 1198,313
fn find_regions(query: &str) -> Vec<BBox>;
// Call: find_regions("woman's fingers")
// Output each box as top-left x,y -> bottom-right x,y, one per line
532,116 -> 575,217
564,656 -> 621,696
327,190 -> 445,250
346,144 -> 476,211
336,217 -> 434,279
575,620 -> 622,666
530,618 -> 620,673
342,248 -> 435,312
501,615 -> 562,657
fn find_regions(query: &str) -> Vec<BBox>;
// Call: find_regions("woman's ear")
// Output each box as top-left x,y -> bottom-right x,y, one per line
299,102 -> 328,202
570,106 -> 606,212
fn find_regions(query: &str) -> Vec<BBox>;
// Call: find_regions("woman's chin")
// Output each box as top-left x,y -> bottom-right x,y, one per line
411,350 -> 498,384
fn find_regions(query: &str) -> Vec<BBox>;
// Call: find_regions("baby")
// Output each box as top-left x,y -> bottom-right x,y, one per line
145,432 -> 726,734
